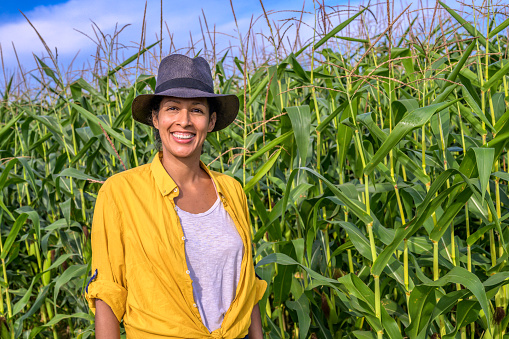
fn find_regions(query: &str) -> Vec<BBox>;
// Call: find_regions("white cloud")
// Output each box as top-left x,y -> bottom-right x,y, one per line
0,0 -> 246,79
0,0 -> 502,86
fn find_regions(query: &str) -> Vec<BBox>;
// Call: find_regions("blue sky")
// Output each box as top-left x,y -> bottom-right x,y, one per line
0,0 -> 490,86
0,0 -> 67,22
1,0 -> 315,82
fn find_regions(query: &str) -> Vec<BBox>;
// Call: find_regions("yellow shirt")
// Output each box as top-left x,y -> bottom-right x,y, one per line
85,152 -> 267,338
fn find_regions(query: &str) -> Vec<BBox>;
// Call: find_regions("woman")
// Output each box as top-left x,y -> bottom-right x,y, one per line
85,54 -> 267,339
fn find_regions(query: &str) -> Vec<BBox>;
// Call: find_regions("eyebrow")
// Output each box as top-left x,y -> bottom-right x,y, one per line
162,100 -> 206,106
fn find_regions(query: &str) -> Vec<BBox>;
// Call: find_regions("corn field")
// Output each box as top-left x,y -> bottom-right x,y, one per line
1,0 -> 509,338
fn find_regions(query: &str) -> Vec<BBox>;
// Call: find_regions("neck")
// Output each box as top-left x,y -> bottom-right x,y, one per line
159,149 -> 204,187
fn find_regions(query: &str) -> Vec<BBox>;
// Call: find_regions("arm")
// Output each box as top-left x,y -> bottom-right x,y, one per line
248,303 -> 263,339
95,299 -> 120,339
85,187 -> 128,335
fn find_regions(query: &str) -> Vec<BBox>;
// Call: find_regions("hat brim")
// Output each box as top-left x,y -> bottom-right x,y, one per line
132,87 -> 239,132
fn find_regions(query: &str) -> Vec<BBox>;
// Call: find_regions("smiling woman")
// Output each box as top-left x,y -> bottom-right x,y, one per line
149,96 -> 221,149
153,96 -> 216,161
84,54 -> 267,339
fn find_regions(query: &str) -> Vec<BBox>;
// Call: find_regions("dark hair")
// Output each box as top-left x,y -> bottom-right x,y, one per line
149,96 -> 219,151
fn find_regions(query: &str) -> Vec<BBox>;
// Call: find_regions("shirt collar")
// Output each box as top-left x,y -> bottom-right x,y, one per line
150,151 -> 225,199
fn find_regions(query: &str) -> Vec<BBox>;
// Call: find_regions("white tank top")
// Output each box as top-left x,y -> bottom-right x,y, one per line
175,193 -> 244,332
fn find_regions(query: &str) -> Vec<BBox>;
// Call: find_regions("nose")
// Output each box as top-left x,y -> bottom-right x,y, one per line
176,108 -> 191,127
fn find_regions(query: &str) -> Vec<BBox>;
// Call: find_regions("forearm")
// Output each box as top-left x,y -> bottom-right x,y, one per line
95,299 -> 120,339
248,303 -> 263,339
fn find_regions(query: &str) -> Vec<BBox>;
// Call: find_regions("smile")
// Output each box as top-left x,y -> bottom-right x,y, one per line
171,132 -> 195,140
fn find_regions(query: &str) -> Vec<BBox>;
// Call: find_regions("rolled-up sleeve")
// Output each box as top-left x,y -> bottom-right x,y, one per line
85,185 -> 127,322
254,274 -> 267,303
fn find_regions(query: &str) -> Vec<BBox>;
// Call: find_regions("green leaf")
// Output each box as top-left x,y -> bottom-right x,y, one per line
245,131 -> 293,165
453,102 -> 486,136
445,41 -> 476,88
19,284 -> 51,322
482,59 -> 509,91
70,136 -> 98,166
0,112 -> 23,141
257,253 -> 342,295
443,300 -> 481,339
295,7 -> 366,57
467,223 -> 495,245
372,173 -> 464,276
34,55 -> 63,88
395,150 -> 430,184
488,17 -> 509,38
352,331 -> 377,339
424,266 -> 491,332
1,213 -> 28,260
44,253 -> 76,273
112,87 -> 136,128
70,78 -> 107,103
429,186 -> 473,242
296,168 -> 372,224
288,54 -> 310,82
57,168 -> 101,181
336,274 -> 403,339
70,102 -> 133,147
430,289 -> 470,325
494,107 -> 509,133
336,103 -> 354,172
39,312 -> 93,328
364,103 -> 447,174
439,2 -> 492,52
492,171 -> 509,181
286,105 -> 311,165
12,274 -> 38,317
405,286 -> 436,338
463,86 -> 495,131
316,101 -> 349,133
473,147 -> 495,201
17,157 -> 38,194
333,221 -> 372,260
286,294 -> 310,339
15,206 -> 40,244
273,243 -> 296,305
53,264 -> 88,307
104,41 -> 160,78
244,148 -> 281,193
59,198 -> 72,227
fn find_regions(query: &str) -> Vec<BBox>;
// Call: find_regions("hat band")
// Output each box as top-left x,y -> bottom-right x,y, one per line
155,78 -> 213,94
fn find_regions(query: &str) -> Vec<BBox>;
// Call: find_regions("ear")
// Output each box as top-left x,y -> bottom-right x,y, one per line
152,111 -> 159,129
208,111 -> 217,132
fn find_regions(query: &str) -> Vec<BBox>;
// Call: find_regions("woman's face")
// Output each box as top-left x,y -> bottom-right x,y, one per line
152,96 -> 216,161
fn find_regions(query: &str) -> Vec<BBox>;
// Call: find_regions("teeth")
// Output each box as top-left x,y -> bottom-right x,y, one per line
173,132 -> 194,139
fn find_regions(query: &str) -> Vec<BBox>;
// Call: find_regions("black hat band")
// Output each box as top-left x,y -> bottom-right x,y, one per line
155,78 -> 214,94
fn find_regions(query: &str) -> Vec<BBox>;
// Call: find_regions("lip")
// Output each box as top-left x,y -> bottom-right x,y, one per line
170,131 -> 196,144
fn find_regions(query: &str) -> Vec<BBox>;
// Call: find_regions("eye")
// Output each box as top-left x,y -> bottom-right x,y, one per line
165,106 -> 179,111
192,108 -> 204,113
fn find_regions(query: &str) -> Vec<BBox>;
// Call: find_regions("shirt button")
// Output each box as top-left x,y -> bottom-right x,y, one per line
181,236 -> 186,241
174,188 -> 178,192
186,270 -> 190,275
193,303 -> 197,308
174,206 -> 178,211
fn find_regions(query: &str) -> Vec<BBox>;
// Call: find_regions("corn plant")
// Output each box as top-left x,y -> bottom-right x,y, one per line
1,1 -> 509,338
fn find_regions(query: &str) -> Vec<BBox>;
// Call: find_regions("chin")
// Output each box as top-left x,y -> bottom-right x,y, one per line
164,147 -> 200,160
